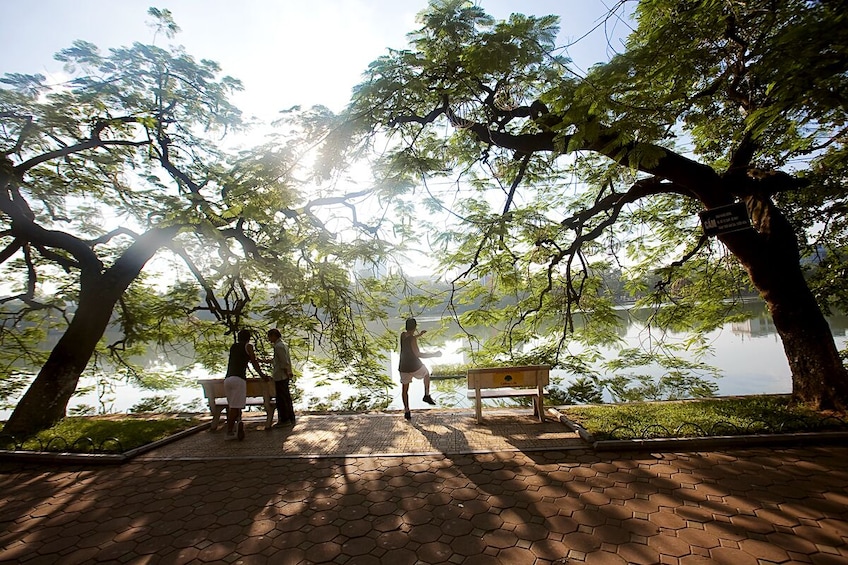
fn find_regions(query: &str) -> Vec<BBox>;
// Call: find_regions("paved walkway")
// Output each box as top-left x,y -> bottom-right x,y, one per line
140,410 -> 587,459
1,410 -> 847,564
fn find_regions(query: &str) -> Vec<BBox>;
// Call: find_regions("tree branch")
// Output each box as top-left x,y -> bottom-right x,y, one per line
654,233 -> 711,294
88,226 -> 141,247
388,96 -> 448,127
442,110 -> 730,206
0,237 -> 23,265
1,114 -> 36,157
520,177 -> 691,335
14,137 -> 148,174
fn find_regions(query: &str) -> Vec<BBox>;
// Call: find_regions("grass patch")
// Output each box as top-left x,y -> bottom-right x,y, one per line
559,395 -> 848,441
1,414 -> 203,453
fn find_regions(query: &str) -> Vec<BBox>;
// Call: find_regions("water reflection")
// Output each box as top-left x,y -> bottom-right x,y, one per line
7,302 -> 846,417
311,301 -> 848,410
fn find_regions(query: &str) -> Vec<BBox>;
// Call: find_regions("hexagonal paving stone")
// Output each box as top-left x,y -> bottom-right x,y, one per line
2,415 -> 847,565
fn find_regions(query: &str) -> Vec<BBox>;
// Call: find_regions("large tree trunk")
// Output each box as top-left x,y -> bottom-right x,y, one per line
2,229 -> 175,438
634,144 -> 848,410
462,120 -> 848,410
2,279 -> 121,437
721,198 -> 848,411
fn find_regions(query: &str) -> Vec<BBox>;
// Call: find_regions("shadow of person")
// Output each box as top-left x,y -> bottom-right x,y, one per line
410,412 -> 472,454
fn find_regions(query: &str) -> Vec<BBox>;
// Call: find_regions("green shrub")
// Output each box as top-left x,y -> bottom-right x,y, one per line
560,395 -> 848,440
1,415 -> 201,453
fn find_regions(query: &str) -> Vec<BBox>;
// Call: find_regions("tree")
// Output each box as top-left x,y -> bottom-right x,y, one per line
330,0 -> 848,410
0,9 -> 394,436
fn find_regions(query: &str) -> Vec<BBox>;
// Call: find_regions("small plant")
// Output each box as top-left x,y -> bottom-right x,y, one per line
129,395 -> 183,413
306,391 -> 390,412
431,363 -> 468,378
548,376 -> 604,405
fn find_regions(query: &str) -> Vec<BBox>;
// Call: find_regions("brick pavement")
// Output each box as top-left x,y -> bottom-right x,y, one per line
137,410 -> 587,459
1,410 -> 847,564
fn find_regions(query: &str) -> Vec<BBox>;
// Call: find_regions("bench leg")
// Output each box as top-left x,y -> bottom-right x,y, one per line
265,402 -> 274,430
535,394 -> 546,422
262,386 -> 275,430
209,402 -> 222,431
475,389 -> 483,424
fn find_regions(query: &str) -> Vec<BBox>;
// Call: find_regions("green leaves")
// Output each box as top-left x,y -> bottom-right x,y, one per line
325,0 -> 847,394
54,40 -> 104,69
146,7 -> 181,40
0,9 -> 401,425
0,73 -> 47,96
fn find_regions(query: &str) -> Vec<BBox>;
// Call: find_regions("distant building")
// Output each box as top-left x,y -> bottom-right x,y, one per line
731,315 -> 777,338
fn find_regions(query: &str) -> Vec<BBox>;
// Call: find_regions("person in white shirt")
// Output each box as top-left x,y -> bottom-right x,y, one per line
267,328 -> 296,427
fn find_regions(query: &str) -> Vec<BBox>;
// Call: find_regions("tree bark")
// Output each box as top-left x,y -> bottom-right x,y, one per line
639,146 -> 848,410
2,227 -> 180,437
719,199 -> 848,411
2,281 -> 119,436
461,124 -> 848,410
588,138 -> 848,410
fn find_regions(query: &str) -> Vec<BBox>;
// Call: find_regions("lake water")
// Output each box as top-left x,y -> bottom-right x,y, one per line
4,303 -> 847,418
316,306 -> 848,410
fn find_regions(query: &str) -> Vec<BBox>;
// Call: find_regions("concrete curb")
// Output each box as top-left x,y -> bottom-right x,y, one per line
4,409 -> 847,464
591,431 -> 848,452
549,407 -> 596,443
549,407 -> 848,452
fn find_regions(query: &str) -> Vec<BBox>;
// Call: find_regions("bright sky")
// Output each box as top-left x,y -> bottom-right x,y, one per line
0,1 -> 634,277
0,1 -> 633,123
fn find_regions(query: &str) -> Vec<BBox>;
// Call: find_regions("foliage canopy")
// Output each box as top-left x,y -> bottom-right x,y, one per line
0,8 -> 400,435
319,0 -> 848,409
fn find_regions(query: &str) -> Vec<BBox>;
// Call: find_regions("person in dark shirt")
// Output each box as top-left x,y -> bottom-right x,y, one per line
224,329 -> 268,440
398,317 -> 441,420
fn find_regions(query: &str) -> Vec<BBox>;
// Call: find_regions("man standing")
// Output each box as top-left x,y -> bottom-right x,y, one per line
398,317 -> 441,421
267,328 -> 296,428
225,329 -> 268,440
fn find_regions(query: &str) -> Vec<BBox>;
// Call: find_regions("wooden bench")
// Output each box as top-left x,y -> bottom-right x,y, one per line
198,378 -> 276,431
466,365 -> 550,424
